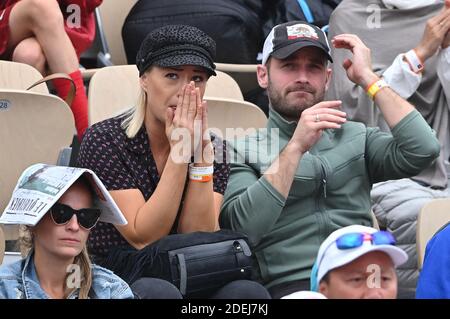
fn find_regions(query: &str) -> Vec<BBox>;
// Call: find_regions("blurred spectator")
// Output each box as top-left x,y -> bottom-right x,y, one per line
326,0 -> 450,296
122,0 -> 263,65
263,0 -> 343,37
416,222 -> 450,299
0,0 -> 103,139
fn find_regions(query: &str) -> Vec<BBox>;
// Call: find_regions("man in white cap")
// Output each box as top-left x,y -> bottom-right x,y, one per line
311,225 -> 408,299
220,20 -> 437,298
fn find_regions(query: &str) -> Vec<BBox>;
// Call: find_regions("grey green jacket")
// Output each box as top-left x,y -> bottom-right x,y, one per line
220,108 -> 440,289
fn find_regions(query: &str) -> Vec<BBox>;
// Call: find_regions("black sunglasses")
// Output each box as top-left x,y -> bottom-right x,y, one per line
50,203 -> 101,230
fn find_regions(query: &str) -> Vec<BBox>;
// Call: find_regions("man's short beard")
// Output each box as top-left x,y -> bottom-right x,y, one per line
267,79 -> 325,122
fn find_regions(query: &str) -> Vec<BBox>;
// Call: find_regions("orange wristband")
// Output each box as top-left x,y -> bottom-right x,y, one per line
190,174 -> 213,182
189,164 -> 213,182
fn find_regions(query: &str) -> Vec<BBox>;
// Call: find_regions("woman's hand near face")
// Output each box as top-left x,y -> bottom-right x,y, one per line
193,87 -> 214,166
177,83 -> 217,234
166,81 -> 213,165
166,82 -> 198,163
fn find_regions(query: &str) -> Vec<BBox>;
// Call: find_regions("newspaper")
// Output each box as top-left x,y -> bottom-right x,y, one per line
0,163 -> 127,226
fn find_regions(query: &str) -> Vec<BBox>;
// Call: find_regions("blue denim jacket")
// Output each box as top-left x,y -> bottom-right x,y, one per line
0,252 -> 134,299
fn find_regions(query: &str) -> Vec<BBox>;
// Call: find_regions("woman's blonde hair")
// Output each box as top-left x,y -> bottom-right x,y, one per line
19,225 -> 93,299
121,88 -> 147,139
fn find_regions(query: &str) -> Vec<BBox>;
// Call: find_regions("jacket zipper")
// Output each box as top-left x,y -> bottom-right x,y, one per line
312,156 -> 329,236
333,153 -> 364,172
319,157 -> 332,235
320,159 -> 328,199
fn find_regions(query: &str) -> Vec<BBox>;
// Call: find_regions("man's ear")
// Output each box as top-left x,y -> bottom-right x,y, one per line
257,64 -> 269,89
318,280 -> 329,296
325,67 -> 332,91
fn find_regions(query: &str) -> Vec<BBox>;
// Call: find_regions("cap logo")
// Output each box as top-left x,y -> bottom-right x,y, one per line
286,24 -> 318,40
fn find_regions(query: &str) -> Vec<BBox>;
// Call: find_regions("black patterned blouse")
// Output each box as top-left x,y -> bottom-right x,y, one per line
77,115 -> 230,258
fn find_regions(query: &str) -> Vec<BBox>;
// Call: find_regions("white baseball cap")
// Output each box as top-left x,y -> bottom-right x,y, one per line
281,291 -> 327,299
311,225 -> 408,291
261,21 -> 333,65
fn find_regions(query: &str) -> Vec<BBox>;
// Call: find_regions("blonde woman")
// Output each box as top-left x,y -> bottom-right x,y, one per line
0,172 -> 133,299
78,25 -> 270,299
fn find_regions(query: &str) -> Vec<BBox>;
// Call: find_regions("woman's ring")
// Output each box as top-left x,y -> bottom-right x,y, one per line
315,114 -> 320,122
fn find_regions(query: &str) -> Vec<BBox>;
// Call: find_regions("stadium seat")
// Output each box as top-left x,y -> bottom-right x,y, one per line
97,0 -> 137,65
88,65 -> 139,125
0,89 -> 75,241
1,60 -> 78,165
205,71 -> 243,101
88,65 -> 244,125
0,226 -> 4,265
204,97 -> 267,139
416,198 -> 450,269
0,60 -> 48,93
215,63 -> 258,96
205,71 -> 244,101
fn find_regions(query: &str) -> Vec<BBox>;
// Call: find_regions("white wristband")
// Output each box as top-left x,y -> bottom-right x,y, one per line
404,50 -> 424,73
189,164 -> 214,182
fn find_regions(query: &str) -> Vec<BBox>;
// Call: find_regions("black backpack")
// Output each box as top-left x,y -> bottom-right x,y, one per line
122,0 -> 264,65
263,0 -> 343,37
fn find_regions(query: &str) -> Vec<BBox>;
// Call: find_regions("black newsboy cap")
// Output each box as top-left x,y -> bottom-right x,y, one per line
136,25 -> 217,77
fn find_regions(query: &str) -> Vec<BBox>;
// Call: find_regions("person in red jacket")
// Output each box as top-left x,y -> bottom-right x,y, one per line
0,0 -> 103,139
